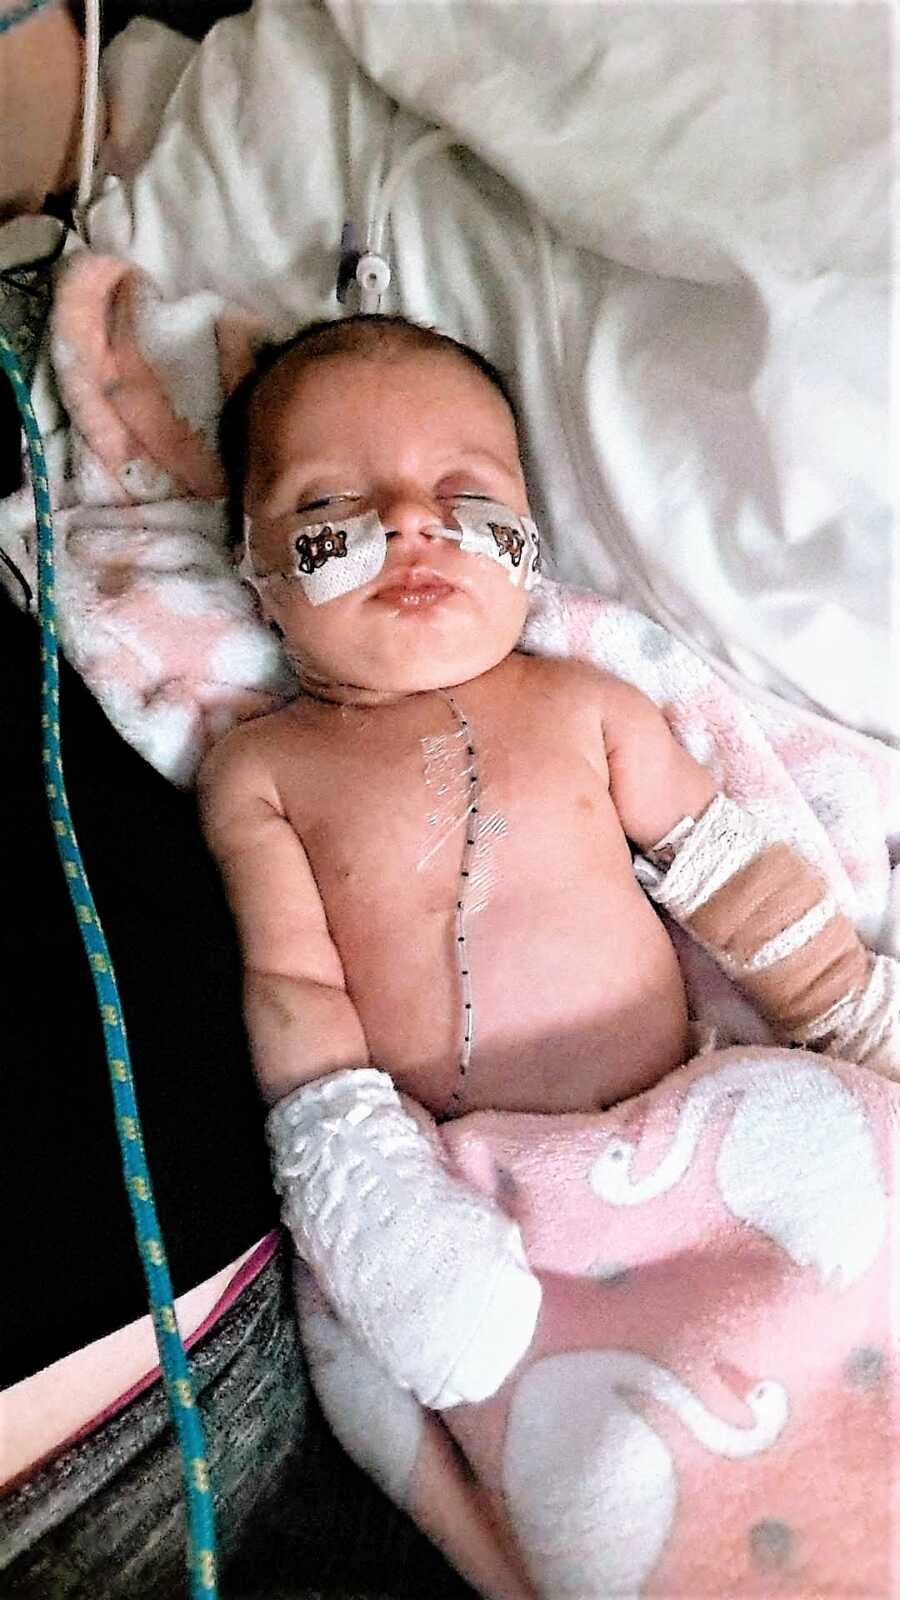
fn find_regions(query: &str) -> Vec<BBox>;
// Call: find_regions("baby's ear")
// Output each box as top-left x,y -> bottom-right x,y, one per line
216,311 -> 267,399
233,535 -> 282,638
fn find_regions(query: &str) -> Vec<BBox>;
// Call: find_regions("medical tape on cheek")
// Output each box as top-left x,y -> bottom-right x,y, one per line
240,510 -> 387,605
452,500 -> 542,591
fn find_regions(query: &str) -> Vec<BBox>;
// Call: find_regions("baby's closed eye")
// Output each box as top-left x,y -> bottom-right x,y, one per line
295,489 -> 492,518
296,493 -> 364,514
434,474 -> 495,502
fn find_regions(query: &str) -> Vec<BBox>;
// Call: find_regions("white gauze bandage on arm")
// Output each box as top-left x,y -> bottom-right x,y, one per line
643,794 -> 900,1078
267,1068 -> 542,1409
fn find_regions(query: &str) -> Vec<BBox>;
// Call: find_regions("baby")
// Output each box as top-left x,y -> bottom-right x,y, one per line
200,314 -> 895,1428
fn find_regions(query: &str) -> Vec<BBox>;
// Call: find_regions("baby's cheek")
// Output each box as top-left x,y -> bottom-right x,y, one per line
476,565 -> 530,629
279,590 -> 366,663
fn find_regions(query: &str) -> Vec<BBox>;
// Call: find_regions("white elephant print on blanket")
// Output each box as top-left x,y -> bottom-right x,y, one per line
299,1047 -> 897,1599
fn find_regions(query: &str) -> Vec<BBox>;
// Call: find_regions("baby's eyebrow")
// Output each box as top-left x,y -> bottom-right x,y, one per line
446,447 -> 519,474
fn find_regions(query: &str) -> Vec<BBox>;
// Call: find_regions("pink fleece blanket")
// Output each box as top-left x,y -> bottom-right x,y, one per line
298,1043 -> 899,1599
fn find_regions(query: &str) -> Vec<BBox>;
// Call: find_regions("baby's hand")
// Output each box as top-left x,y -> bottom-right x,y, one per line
268,1068 -> 542,1409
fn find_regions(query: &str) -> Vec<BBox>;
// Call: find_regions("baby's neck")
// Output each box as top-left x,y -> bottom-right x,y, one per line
293,652 -> 522,710
294,673 -> 408,709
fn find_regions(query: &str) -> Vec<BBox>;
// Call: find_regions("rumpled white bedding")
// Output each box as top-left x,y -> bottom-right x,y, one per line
85,0 -> 896,742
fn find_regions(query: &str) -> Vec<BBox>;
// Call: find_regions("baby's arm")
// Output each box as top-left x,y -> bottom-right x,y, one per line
599,673 -> 720,855
198,732 -> 541,1409
600,675 -> 899,1077
198,732 -> 368,1105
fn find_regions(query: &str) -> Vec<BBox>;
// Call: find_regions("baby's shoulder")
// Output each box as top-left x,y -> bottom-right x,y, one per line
516,654 -> 665,759
517,651 -> 633,713
197,700 -> 309,802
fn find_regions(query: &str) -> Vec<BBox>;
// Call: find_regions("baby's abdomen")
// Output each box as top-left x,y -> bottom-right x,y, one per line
336,868 -> 690,1118
452,876 -> 690,1114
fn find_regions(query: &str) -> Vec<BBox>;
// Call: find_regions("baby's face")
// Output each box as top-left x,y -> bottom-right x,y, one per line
241,348 -> 533,698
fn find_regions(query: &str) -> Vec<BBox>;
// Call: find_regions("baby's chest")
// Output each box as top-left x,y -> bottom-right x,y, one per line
292,718 -> 616,925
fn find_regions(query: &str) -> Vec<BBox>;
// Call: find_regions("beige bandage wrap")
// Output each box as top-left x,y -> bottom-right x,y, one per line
646,794 -> 900,1079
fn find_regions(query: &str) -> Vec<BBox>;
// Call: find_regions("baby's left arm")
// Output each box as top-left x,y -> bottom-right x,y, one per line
600,676 -> 900,1079
598,674 -> 720,852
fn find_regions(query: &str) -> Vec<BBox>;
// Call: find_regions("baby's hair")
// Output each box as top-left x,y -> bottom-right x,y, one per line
219,314 -> 519,544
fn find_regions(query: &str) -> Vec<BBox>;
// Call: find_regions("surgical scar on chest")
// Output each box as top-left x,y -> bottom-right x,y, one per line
417,722 -> 508,914
418,694 -> 510,1115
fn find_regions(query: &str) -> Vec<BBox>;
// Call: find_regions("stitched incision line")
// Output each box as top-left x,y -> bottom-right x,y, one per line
420,693 -> 502,1115
443,692 -> 478,1112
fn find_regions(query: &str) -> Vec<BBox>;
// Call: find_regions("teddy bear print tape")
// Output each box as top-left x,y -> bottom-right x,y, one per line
240,509 -> 387,605
240,500 -> 541,606
453,500 -> 541,591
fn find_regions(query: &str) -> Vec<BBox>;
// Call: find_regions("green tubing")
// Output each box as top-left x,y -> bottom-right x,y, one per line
0,326 -> 219,1598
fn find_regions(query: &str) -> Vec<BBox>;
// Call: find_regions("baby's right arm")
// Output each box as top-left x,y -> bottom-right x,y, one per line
198,730 -> 541,1410
198,730 -> 368,1105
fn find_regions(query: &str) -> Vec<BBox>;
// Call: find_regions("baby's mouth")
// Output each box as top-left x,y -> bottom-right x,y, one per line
373,567 -> 457,607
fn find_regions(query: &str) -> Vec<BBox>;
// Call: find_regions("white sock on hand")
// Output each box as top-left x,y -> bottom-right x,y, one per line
267,1068 -> 542,1409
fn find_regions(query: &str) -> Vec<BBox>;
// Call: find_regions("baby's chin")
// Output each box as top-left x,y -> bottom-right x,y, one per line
283,601 -> 528,703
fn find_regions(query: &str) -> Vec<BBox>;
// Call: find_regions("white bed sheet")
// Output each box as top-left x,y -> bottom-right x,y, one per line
86,0 -> 896,742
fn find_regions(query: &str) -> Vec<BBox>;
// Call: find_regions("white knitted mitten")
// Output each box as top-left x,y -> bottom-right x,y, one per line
267,1068 -> 542,1409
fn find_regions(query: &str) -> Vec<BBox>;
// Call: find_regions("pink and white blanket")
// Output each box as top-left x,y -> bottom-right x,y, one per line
3,252 -> 899,1595
299,1043 -> 899,1598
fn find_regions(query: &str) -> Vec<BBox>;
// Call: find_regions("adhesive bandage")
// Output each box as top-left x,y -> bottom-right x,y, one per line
644,794 -> 900,1078
267,1068 -> 542,1408
451,498 -> 541,589
239,499 -> 541,606
238,509 -> 387,606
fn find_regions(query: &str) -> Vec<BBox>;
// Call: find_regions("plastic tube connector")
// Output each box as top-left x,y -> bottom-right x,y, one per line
356,253 -> 392,314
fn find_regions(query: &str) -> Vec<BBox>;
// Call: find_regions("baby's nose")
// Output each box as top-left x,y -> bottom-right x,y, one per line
380,489 -> 446,542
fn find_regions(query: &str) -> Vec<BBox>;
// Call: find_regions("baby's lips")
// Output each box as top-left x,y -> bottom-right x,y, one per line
375,564 -> 457,595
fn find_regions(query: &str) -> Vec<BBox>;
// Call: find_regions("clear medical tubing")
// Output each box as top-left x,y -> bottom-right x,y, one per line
76,0 -> 102,219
